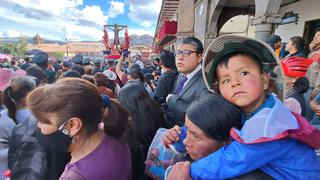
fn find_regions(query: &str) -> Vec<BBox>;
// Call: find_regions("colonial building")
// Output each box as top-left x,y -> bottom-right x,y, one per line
28,36 -> 152,59
33,34 -> 44,45
28,40 -> 105,57
154,0 -> 319,51
130,45 -> 153,61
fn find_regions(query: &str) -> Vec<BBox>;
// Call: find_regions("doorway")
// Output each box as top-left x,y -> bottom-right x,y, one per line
303,19 -> 320,45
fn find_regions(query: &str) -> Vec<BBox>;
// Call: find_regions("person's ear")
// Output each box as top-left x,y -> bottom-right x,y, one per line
197,53 -> 203,64
67,117 -> 83,137
262,73 -> 270,90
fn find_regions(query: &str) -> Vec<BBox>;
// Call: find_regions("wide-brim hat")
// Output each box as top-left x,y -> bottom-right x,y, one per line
103,70 -> 117,81
203,35 -> 281,93
0,68 -> 26,91
71,54 -> 84,64
0,54 -> 10,63
31,51 -> 49,64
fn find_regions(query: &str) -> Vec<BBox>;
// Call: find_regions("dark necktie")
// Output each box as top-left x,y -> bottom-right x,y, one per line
175,75 -> 188,95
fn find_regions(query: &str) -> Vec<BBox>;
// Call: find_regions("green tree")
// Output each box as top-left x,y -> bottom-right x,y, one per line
0,35 -> 28,58
53,51 -> 65,61
0,43 -> 17,55
17,35 -> 28,57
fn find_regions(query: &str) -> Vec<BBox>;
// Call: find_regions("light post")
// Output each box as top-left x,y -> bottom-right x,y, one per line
65,38 -> 69,57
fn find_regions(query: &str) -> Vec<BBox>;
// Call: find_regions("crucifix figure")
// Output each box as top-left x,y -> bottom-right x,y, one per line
106,24 -> 126,49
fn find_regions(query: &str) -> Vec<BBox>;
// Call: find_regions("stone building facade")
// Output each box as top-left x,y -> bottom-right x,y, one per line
154,0 -> 319,51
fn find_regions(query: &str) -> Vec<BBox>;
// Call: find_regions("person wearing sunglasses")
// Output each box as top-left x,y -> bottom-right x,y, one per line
165,37 -> 208,128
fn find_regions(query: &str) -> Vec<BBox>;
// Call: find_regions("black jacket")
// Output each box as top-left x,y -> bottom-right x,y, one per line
165,70 -> 208,127
153,70 -> 178,105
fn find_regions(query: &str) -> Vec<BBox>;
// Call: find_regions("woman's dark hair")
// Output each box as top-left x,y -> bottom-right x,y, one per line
94,72 -> 108,87
160,50 -> 176,69
144,73 -> 154,85
293,77 -> 309,94
290,36 -> 305,53
103,99 -> 130,139
27,78 -> 104,136
118,83 -> 164,146
181,37 -> 204,54
128,69 -> 144,82
187,93 -> 242,141
11,59 -> 17,65
24,57 -> 30,63
106,79 -> 116,94
25,65 -> 48,86
153,70 -> 161,77
81,75 -> 95,85
62,70 -> 81,78
94,73 -> 116,94
129,63 -> 141,72
2,76 -> 36,123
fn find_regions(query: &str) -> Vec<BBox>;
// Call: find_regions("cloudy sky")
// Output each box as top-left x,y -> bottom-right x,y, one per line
0,0 -> 162,41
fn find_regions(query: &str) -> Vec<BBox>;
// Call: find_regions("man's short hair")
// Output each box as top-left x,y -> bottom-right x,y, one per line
160,50 -> 176,69
181,37 -> 204,54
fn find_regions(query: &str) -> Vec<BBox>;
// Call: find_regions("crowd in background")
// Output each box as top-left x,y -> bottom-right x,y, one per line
0,29 -> 320,180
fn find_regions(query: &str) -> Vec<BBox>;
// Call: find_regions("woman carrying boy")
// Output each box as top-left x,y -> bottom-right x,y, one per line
165,35 -> 320,180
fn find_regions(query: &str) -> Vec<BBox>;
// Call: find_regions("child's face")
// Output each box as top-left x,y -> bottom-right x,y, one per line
183,117 -> 224,160
216,55 -> 269,113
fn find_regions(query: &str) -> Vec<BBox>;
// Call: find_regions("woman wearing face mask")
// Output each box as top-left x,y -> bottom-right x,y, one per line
27,78 -> 132,180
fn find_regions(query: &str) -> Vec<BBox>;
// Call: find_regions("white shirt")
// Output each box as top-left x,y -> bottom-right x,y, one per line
183,64 -> 202,88
166,64 -> 202,103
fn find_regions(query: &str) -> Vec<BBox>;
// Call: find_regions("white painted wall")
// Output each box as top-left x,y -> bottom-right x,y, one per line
219,15 -> 256,38
274,0 -> 320,42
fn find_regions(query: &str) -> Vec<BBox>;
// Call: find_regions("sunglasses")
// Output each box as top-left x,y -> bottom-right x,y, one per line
175,50 -> 198,57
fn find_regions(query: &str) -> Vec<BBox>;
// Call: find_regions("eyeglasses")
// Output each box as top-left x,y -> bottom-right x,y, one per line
175,50 -> 198,57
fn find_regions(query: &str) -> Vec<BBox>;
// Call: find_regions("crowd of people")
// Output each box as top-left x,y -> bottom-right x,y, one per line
0,29 -> 320,180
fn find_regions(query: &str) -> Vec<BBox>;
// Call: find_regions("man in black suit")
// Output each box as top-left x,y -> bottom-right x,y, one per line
165,37 -> 208,127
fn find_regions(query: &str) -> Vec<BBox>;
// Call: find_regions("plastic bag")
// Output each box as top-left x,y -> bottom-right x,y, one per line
144,128 -> 187,180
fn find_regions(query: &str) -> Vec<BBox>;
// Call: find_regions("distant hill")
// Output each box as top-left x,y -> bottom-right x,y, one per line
0,34 -> 154,46
129,34 -> 153,46
108,34 -> 153,46
0,37 -> 65,44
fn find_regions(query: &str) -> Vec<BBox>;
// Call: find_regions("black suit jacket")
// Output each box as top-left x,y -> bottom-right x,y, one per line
165,69 -> 208,127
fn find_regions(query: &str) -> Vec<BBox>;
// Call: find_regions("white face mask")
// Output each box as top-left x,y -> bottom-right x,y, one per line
161,68 -> 164,74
